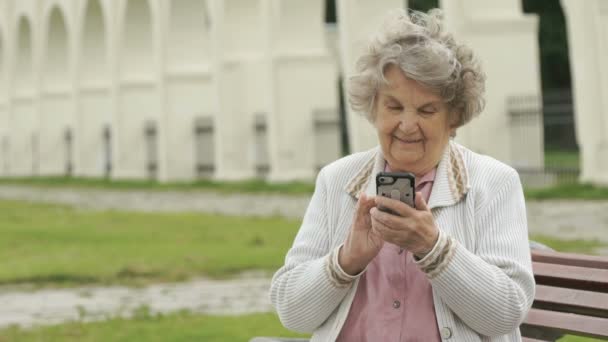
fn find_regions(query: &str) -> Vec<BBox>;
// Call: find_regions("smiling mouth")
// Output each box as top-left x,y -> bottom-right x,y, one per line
393,135 -> 424,144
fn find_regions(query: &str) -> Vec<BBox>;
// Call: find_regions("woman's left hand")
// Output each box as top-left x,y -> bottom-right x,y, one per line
370,191 -> 439,258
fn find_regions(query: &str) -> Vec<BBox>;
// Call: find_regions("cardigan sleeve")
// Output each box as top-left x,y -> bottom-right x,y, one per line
427,168 -> 535,337
269,167 -> 357,333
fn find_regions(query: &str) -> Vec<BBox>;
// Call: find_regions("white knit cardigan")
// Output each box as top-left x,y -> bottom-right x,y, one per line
270,141 -> 535,341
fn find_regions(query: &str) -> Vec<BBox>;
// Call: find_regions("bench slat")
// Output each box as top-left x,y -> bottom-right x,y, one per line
533,262 -> 608,292
534,285 -> 608,318
523,308 -> 608,338
532,250 -> 608,269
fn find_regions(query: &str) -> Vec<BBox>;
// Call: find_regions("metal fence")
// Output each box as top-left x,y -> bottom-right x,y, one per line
508,89 -> 579,188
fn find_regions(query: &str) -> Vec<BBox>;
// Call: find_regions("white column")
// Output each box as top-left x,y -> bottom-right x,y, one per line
153,0 -> 169,183
441,0 -> 543,168
336,0 -> 402,153
162,0 -> 215,182
210,0 -> 267,181
113,0 -> 163,180
561,0 -> 608,186
265,0 -> 339,182
75,0 -> 113,178
10,2 -> 40,176
39,3 -> 76,176
0,0 -> 8,176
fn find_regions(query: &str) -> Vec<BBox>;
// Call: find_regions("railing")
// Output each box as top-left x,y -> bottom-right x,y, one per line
64,128 -> 73,176
102,124 -> 112,178
508,89 -> 579,188
144,120 -> 158,180
194,116 -> 215,179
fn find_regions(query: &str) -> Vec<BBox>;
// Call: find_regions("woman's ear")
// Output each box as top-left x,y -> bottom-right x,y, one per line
449,128 -> 457,138
447,111 -> 460,138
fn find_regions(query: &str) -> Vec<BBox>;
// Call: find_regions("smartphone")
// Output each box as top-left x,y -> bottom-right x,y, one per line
376,172 -> 416,215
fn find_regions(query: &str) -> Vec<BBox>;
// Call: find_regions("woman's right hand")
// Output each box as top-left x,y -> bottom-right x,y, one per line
338,193 -> 384,275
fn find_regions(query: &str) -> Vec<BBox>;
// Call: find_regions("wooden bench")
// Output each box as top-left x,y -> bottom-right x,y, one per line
521,249 -> 608,341
251,248 -> 608,342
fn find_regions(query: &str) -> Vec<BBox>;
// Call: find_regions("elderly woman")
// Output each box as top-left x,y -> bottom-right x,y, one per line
270,8 -> 534,342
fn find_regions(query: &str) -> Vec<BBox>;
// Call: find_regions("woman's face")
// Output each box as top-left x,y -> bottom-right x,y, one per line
374,64 -> 455,177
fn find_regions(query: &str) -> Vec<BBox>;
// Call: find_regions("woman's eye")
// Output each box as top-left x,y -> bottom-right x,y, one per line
386,104 -> 402,111
419,108 -> 437,115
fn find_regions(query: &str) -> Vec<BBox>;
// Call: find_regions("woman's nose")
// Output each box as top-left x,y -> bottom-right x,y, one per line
398,111 -> 418,130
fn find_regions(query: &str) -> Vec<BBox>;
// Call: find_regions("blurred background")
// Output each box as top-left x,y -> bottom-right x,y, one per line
0,0 -> 607,341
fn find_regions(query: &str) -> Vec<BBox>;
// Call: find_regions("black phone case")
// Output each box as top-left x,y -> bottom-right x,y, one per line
376,172 -> 416,210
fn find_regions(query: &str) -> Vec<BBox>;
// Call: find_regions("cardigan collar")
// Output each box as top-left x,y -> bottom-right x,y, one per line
344,141 -> 470,209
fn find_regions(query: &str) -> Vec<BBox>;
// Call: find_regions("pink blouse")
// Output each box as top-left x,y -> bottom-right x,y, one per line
336,166 -> 441,342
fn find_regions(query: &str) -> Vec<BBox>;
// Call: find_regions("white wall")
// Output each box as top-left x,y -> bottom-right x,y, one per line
10,12 -> 38,175
211,0 -> 267,181
0,1 -> 8,174
114,0 -> 163,180
0,0 -> 590,185
163,0 -> 215,181
77,0 -> 113,177
442,0 -> 543,168
336,0 -> 403,153
266,0 -> 339,181
39,3 -> 74,176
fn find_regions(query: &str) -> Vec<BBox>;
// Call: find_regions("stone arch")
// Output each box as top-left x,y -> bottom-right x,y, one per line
15,17 -> 33,93
168,0 -> 211,66
121,0 -> 154,78
44,6 -> 70,88
81,0 -> 108,83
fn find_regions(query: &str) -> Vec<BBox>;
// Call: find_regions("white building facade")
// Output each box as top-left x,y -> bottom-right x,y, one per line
561,0 -> 608,186
0,0 -> 556,184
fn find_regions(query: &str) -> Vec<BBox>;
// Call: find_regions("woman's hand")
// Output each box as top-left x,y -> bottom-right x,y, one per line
370,192 -> 439,258
338,193 -> 384,275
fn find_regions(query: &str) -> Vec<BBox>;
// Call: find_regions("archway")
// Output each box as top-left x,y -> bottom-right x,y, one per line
121,0 -> 154,77
82,0 -> 107,82
15,17 -> 33,93
44,7 -> 69,87
80,0 -> 112,177
168,0 -> 210,66
118,0 -> 158,179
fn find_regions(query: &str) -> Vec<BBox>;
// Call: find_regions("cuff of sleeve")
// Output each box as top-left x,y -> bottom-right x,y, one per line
415,229 -> 446,266
415,230 -> 456,278
324,244 -> 364,288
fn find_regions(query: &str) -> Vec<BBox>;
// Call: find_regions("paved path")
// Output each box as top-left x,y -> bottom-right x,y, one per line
0,273 -> 273,329
0,185 -> 308,218
2,185 -> 608,244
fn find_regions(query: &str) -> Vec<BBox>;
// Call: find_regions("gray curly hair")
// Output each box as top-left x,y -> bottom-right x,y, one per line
348,8 -> 486,128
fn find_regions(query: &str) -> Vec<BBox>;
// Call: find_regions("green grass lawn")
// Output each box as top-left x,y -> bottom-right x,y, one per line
0,199 -> 606,341
0,311 -> 310,342
525,183 -> 608,200
530,234 -> 606,254
0,199 -> 606,289
3,175 -> 608,200
545,150 -> 580,170
0,310 -> 602,342
0,200 -> 300,288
